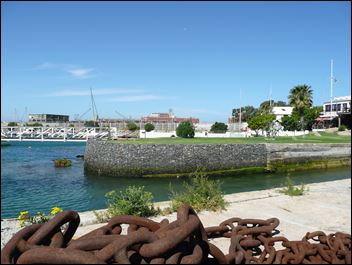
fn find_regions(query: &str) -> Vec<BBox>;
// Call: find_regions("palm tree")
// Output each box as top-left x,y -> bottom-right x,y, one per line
288,84 -> 313,128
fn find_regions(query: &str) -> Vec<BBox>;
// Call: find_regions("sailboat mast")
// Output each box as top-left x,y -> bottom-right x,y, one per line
90,87 -> 98,122
330,59 -> 333,122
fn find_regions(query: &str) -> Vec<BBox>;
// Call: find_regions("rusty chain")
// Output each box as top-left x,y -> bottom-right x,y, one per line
1,204 -> 351,264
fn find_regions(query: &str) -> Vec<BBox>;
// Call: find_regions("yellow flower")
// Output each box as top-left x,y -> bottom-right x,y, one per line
51,207 -> 63,215
18,211 -> 30,227
18,211 -> 29,220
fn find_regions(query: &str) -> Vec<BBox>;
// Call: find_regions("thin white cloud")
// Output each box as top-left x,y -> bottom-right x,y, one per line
34,62 -> 95,79
34,62 -> 59,70
43,88 -> 144,97
110,95 -> 177,102
67,68 -> 94,79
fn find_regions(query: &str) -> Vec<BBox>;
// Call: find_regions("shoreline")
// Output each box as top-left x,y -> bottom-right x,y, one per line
2,178 -> 351,251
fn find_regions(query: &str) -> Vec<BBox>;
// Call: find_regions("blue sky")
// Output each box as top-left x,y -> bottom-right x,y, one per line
1,1 -> 351,123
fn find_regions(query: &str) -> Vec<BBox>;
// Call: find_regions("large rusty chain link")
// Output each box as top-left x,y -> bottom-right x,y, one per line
1,204 -> 351,264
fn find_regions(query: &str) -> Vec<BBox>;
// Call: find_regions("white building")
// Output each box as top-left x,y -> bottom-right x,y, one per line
272,106 -> 293,122
319,96 -> 351,120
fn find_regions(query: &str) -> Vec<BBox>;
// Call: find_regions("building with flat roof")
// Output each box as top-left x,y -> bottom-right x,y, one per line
315,95 -> 351,128
140,112 -> 199,132
319,96 -> 351,120
28,114 -> 69,123
141,112 -> 199,124
272,106 -> 293,122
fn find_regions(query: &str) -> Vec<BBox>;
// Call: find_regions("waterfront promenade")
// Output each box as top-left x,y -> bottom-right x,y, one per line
2,178 -> 351,251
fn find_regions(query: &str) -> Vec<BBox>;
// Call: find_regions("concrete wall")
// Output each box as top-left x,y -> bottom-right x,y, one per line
84,141 -> 351,177
266,143 -> 351,164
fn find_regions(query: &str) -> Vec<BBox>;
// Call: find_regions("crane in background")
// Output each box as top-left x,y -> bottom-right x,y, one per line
115,110 -> 133,130
75,108 -> 91,126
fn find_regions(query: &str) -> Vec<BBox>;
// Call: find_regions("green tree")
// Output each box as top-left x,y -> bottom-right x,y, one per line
274,101 -> 288,106
84,120 -> 99,127
258,100 -> 273,115
232,106 -> 258,122
288,84 -> 313,128
127,122 -> 138,131
304,106 -> 323,131
281,115 -> 301,131
210,122 -> 228,133
176,120 -> 195,138
7,122 -> 18,126
144,123 -> 155,132
248,114 -> 275,136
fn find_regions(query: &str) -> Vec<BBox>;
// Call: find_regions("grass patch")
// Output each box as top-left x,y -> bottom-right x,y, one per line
169,170 -> 228,212
109,132 -> 351,144
278,176 -> 307,196
105,186 -> 161,217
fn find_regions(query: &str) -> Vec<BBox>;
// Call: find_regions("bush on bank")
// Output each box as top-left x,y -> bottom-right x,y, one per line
169,170 -> 228,212
278,176 -> 307,196
105,186 -> 160,217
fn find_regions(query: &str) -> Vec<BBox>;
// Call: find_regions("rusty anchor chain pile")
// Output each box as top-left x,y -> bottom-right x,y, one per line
1,204 -> 351,264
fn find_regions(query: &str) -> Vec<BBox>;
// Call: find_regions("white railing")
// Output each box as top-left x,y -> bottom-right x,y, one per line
0,126 -> 131,142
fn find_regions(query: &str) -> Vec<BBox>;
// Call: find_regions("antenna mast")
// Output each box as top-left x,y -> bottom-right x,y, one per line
269,84 -> 272,107
330,59 -> 333,122
90,87 -> 99,122
239,88 -> 242,132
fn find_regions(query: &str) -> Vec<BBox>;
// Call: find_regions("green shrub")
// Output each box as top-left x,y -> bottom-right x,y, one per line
105,186 -> 160,217
210,122 -> 228,133
127,122 -> 138,131
176,120 -> 195,138
278,176 -> 306,196
338,125 -> 347,131
54,158 -> 72,167
84,120 -> 99,127
144,123 -> 155,132
170,170 -> 228,212
7,122 -> 18,126
25,122 -> 43,127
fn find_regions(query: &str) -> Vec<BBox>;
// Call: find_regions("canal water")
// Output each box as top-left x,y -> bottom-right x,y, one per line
1,141 -> 351,219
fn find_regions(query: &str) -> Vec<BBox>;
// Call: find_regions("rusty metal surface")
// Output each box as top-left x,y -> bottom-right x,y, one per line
1,204 -> 351,264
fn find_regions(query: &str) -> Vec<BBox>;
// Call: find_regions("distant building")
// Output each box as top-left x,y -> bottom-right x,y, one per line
272,106 -> 293,122
28,114 -> 69,123
315,95 -> 351,128
140,112 -> 199,132
319,96 -> 351,120
141,112 -> 199,124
